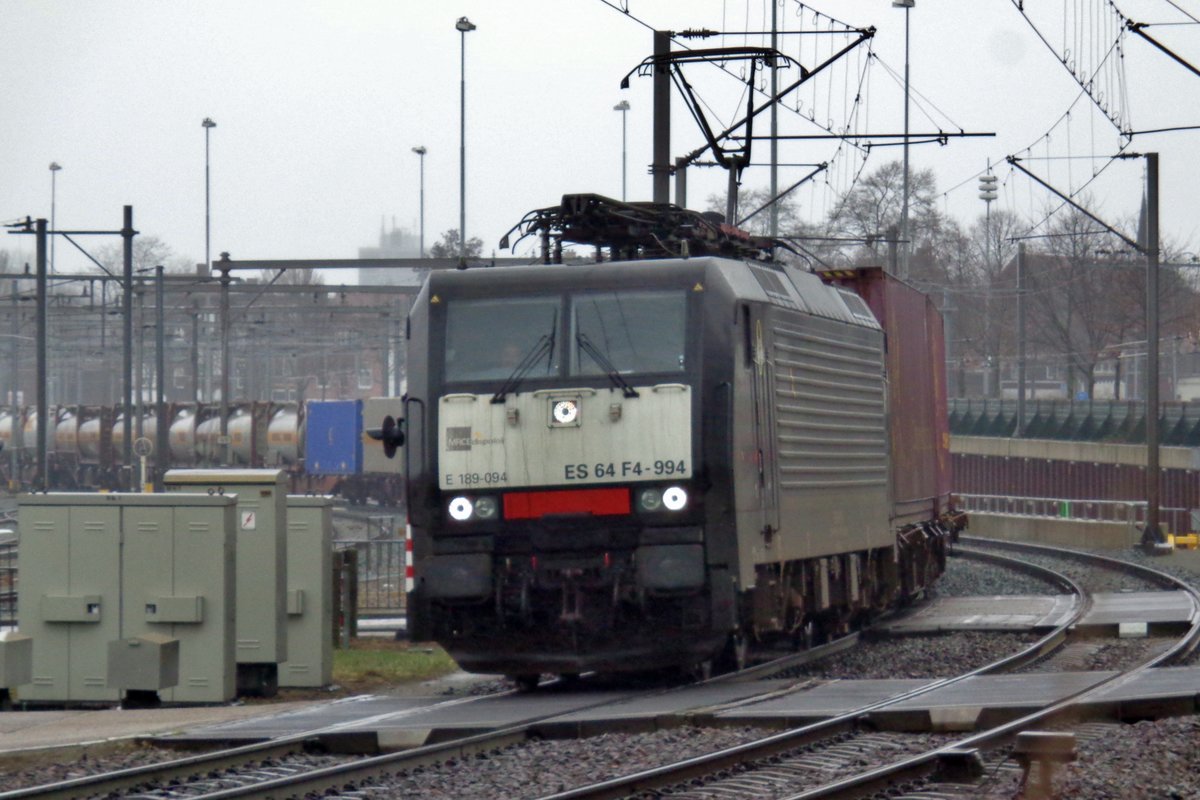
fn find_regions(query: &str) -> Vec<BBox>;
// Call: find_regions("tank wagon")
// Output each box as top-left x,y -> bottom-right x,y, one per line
0,399 -> 402,504
375,195 -> 964,687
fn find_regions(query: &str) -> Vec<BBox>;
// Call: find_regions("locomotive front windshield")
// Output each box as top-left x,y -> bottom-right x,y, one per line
444,297 -> 561,382
441,289 -> 688,383
571,290 -> 687,374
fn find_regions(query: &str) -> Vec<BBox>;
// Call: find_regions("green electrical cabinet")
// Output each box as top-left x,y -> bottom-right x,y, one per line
17,493 -> 236,705
120,496 -> 237,703
164,469 -> 287,696
280,495 -> 333,687
19,497 -> 120,703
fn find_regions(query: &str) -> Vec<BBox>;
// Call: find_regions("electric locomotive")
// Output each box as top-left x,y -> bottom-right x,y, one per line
377,195 -> 960,687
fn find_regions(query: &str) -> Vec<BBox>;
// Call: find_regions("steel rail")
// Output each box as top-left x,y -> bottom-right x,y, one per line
534,543 -> 1197,800
0,546 -> 1102,800
162,547 -> 1086,800
0,686 -> 524,800
172,640 -> 925,800
776,539 -> 1200,799
531,547 -> 1088,800
0,661 -> 784,800
0,738 -> 320,800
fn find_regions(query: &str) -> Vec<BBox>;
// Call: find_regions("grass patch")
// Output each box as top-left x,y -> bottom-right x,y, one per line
333,639 -> 460,691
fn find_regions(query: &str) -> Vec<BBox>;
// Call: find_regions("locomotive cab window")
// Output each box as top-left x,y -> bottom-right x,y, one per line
570,290 -> 687,375
444,297 -> 561,382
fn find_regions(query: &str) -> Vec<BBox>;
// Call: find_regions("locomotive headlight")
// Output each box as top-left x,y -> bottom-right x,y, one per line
662,486 -> 688,511
448,496 -> 474,521
551,399 -> 579,425
637,488 -> 663,512
474,496 -> 499,520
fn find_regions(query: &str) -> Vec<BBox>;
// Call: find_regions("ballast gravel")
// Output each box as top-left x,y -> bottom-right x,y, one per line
313,726 -> 771,799
935,551 -> 1060,597
4,547 -> 1200,799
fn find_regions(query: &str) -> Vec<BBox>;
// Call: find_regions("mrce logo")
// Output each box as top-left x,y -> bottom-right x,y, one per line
445,427 -> 504,451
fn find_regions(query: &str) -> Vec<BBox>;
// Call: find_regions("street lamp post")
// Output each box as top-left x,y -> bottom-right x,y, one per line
613,101 -> 630,202
49,162 -> 62,274
456,16 -> 476,267
218,255 -> 231,466
202,117 -> 216,269
412,146 -> 427,257
893,0 -> 913,278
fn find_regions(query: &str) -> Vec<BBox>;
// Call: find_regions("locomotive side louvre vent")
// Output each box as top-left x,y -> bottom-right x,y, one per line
749,266 -> 800,311
769,312 -> 887,493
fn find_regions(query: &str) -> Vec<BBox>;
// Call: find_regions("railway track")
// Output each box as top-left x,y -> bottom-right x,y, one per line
7,542 -> 1196,799
533,541 -> 1200,800
0,545 -> 1088,800
0,635 -> 897,800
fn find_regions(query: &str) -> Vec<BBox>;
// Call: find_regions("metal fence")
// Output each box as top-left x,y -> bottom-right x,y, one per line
0,536 -> 406,631
955,493 -> 1193,535
0,541 -> 15,629
335,538 -> 406,613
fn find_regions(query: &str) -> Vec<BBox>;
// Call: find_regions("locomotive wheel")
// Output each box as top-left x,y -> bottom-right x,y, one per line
799,621 -> 817,650
717,632 -> 748,674
511,674 -> 540,693
729,633 -> 748,672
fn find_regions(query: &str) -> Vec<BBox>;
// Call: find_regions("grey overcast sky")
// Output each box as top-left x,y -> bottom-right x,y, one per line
2,0 -> 1198,276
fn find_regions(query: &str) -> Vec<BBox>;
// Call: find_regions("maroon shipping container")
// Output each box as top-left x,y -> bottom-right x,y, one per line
823,267 -> 952,528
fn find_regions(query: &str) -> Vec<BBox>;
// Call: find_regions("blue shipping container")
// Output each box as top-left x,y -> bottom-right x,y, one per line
306,400 -> 363,475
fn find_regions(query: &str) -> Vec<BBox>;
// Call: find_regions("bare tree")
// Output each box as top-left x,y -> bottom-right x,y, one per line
705,187 -> 832,269
827,160 -> 943,264
429,229 -> 483,259
957,208 -> 1025,397
707,187 -> 806,234
1024,204 -> 1138,398
94,235 -> 192,274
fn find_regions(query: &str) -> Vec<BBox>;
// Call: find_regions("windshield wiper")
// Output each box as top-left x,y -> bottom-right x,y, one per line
491,312 -> 557,404
576,333 -> 639,398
